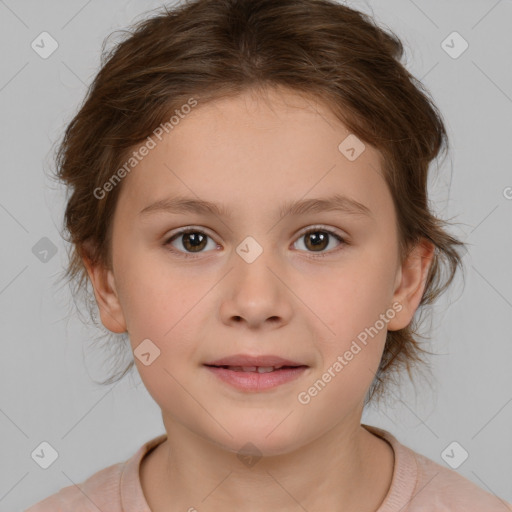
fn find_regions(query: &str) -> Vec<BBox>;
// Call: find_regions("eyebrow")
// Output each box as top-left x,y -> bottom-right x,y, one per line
139,193 -> 373,220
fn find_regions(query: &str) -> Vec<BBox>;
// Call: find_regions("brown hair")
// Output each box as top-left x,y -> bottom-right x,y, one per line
52,0 -> 466,405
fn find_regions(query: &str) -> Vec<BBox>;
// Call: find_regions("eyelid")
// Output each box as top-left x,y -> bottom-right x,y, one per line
165,225 -> 217,240
295,224 -> 347,238
166,224 -> 347,239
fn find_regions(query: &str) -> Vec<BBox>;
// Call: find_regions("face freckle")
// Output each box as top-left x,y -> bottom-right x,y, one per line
101,87 -> 407,456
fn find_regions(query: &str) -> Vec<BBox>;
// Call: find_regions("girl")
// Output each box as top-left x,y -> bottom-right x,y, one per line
26,0 -> 511,510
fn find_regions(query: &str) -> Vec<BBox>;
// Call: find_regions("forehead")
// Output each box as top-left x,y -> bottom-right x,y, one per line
114,87 -> 390,222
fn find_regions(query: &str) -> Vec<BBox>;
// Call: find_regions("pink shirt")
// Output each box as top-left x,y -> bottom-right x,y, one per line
25,424 -> 512,511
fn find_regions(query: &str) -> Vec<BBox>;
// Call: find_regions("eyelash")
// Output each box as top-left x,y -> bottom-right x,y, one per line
163,225 -> 348,259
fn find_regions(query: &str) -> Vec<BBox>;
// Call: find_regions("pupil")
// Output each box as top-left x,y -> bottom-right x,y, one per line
184,232 -> 206,252
307,232 -> 327,251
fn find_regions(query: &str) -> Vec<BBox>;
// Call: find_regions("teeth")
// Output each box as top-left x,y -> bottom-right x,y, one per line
226,366 -> 282,372
257,366 -> 275,373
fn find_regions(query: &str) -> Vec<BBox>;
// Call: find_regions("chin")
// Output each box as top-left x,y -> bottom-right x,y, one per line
207,421 -> 306,458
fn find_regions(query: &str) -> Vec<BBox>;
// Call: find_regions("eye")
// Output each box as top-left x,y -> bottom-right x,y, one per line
164,225 -> 347,258
164,227 -> 218,256
293,225 -> 346,256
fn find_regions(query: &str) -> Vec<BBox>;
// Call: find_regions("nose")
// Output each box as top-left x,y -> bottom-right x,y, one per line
219,250 -> 294,331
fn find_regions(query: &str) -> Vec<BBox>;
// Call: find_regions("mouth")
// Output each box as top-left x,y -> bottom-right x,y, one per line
203,355 -> 309,391
204,364 -> 307,373
204,354 -> 308,368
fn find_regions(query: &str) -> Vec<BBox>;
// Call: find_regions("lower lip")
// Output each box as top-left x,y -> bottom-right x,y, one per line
204,365 -> 308,391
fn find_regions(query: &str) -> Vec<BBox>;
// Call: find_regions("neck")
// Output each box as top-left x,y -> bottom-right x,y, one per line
140,418 -> 394,512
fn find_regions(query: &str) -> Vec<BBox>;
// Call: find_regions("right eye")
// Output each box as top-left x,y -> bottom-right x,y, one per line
164,227 -> 219,257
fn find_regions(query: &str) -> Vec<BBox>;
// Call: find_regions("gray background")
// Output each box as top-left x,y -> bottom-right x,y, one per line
1,0 -> 511,510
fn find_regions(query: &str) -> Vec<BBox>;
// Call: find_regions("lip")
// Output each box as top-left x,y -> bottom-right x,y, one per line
203,354 -> 309,392
204,365 -> 308,392
204,354 -> 307,367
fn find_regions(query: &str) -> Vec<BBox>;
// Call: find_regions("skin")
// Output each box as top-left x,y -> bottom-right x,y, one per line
84,86 -> 434,512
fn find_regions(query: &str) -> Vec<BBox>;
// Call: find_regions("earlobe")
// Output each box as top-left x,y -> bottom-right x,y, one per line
82,255 -> 127,334
387,240 -> 435,331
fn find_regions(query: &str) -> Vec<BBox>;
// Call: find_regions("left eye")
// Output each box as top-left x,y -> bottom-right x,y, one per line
164,226 -> 346,256
293,227 -> 345,254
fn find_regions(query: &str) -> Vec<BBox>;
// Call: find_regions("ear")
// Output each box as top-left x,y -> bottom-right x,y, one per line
82,253 -> 127,334
387,239 -> 435,331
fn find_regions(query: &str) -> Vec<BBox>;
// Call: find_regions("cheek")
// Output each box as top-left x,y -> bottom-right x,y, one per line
125,292 -> 204,418
312,257 -> 395,336
116,249 -> 207,339
304,253 -> 396,387
114,255 -> 210,405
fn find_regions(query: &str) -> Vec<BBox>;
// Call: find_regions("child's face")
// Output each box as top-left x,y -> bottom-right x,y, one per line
90,87 -> 429,455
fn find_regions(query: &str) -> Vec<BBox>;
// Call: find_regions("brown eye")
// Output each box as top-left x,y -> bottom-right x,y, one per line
304,231 -> 329,251
294,227 -> 346,255
164,225 -> 346,259
165,229 -> 217,254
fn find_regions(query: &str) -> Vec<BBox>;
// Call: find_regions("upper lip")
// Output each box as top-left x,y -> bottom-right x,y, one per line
204,354 -> 308,367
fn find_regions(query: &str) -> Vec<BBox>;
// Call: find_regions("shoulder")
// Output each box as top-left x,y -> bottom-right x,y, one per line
24,434 -> 167,512
363,424 -> 512,512
24,461 -> 125,512
409,450 -> 512,511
